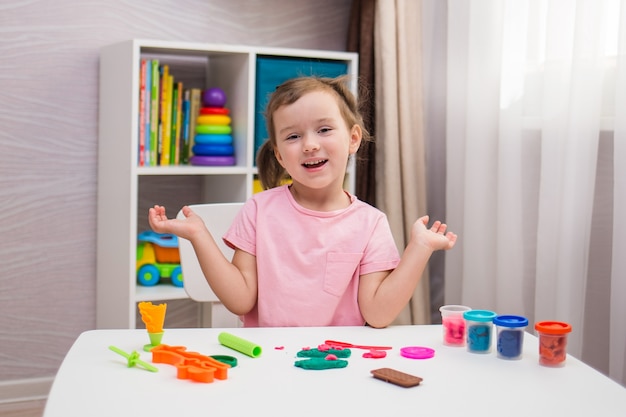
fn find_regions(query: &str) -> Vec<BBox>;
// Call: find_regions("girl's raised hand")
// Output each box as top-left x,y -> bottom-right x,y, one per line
148,205 -> 207,241
412,215 -> 457,251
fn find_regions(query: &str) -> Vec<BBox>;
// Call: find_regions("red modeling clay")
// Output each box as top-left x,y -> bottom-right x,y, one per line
363,349 -> 387,359
275,346 -> 285,350
325,340 -> 392,350
325,354 -> 338,360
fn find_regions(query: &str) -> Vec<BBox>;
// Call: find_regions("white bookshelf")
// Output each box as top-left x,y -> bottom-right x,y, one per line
96,39 -> 358,329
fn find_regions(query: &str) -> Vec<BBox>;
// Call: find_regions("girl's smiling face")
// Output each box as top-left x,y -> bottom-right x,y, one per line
272,90 -> 361,193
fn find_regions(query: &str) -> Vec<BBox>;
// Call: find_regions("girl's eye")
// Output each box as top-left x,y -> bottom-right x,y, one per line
286,134 -> 300,141
319,127 -> 332,134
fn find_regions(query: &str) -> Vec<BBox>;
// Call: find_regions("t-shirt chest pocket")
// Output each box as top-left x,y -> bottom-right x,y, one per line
323,252 -> 363,297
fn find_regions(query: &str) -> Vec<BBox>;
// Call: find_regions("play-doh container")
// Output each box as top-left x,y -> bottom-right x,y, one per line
493,315 -> 528,360
534,321 -> 572,367
463,310 -> 497,353
439,305 -> 472,346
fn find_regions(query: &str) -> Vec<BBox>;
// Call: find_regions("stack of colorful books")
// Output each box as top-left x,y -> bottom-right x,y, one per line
138,58 -> 202,167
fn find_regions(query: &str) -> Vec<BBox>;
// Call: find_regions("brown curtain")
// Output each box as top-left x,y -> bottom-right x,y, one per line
349,0 -> 431,325
347,0 -> 377,207
374,0 -> 430,324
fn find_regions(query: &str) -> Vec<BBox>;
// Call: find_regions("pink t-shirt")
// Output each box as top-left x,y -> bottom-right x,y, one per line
223,185 -> 401,327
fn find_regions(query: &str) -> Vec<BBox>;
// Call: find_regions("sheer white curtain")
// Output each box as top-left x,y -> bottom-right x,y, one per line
445,0 -> 626,385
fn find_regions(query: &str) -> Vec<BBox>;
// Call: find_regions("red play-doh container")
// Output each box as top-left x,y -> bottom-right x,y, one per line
534,321 -> 572,367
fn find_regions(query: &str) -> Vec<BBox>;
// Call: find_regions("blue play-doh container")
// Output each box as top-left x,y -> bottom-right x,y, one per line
493,315 -> 528,360
463,310 -> 497,354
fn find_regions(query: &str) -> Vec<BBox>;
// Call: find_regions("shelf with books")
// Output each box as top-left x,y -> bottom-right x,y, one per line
137,51 -> 249,169
136,165 -> 251,176
97,39 -> 358,329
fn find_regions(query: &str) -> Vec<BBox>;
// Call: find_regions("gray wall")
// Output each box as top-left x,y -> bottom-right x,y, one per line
0,0 -> 353,382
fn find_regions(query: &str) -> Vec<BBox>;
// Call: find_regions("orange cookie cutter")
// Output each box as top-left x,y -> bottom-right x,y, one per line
151,344 -> 230,383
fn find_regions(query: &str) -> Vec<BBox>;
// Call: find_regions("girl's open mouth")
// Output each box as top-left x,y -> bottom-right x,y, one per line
302,159 -> 328,168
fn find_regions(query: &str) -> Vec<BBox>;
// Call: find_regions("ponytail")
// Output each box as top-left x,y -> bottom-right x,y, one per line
256,140 -> 287,190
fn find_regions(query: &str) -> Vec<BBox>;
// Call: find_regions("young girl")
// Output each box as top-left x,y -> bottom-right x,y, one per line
148,76 -> 457,328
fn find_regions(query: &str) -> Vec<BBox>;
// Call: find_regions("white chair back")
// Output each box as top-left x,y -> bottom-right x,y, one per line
177,202 -> 244,302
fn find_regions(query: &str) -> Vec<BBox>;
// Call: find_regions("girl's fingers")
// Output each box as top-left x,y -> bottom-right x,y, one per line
430,221 -> 448,233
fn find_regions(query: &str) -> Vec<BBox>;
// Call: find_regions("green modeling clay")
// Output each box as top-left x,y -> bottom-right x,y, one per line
296,348 -> 351,358
295,357 -> 349,370
218,332 -> 262,357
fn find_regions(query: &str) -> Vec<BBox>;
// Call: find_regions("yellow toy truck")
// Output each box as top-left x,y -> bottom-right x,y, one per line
136,231 -> 183,287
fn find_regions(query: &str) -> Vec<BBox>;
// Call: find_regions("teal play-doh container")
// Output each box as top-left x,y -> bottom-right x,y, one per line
493,315 -> 528,360
463,310 -> 497,354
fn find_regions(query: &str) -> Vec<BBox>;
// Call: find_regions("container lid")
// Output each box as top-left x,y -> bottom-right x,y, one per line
400,346 -> 435,359
439,305 -> 471,313
463,309 -> 497,322
493,315 -> 528,328
534,321 -> 572,334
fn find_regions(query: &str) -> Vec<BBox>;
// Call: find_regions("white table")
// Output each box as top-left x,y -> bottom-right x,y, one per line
44,325 -> 626,416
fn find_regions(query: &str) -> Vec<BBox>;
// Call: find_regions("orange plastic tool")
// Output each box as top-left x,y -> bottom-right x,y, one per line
151,344 -> 230,383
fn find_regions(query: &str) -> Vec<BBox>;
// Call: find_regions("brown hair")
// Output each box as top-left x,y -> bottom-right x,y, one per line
256,75 -> 371,190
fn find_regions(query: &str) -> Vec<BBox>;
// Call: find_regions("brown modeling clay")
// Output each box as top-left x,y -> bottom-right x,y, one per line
370,368 -> 423,388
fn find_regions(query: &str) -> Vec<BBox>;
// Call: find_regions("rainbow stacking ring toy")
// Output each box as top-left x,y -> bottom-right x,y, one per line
192,87 -> 235,166
190,155 -> 236,166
